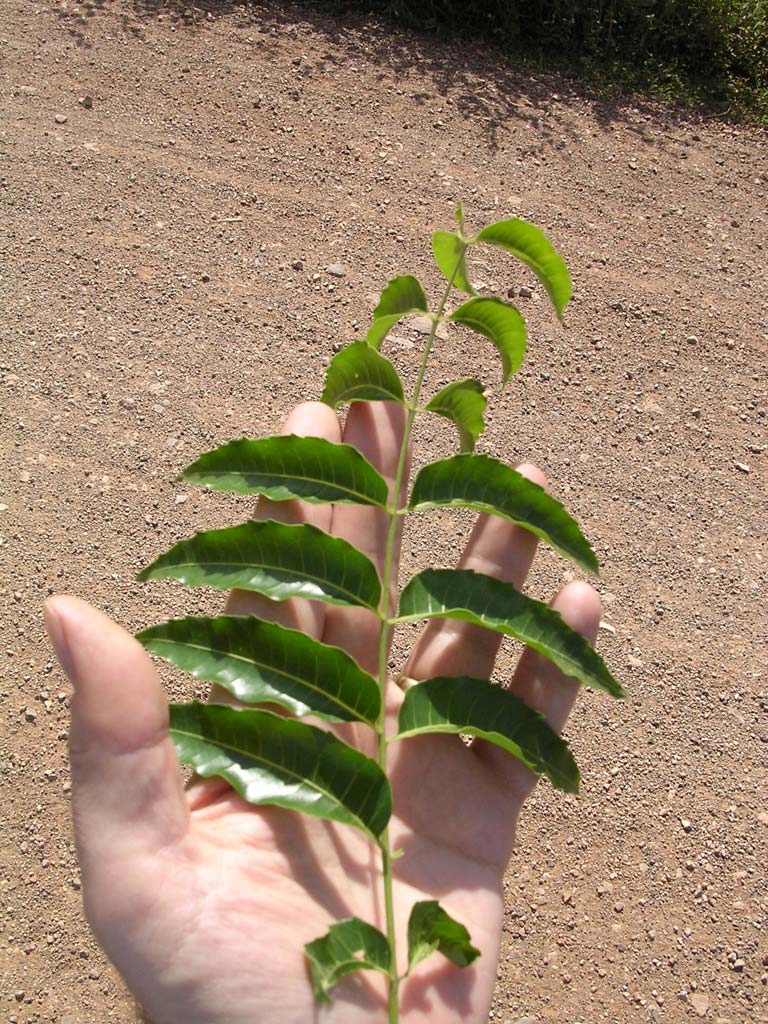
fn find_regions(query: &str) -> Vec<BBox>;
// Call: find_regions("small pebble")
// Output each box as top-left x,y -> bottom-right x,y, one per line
326,263 -> 346,278
54,113 -> 68,124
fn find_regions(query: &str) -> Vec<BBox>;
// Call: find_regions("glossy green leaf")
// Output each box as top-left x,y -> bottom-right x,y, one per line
321,340 -> 405,407
365,274 -> 428,349
138,520 -> 382,610
138,615 -> 380,724
407,900 -> 480,973
395,676 -> 578,792
396,570 -> 623,698
448,297 -> 527,383
476,218 -> 572,318
409,454 -> 598,573
432,230 -> 474,295
169,702 -> 391,841
305,917 -> 392,1003
182,435 -> 388,507
424,379 -> 486,453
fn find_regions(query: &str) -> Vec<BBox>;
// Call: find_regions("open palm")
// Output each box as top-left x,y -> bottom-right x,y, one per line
45,401 -> 600,1024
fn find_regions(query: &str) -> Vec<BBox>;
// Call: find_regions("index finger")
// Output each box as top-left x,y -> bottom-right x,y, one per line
225,401 -> 342,639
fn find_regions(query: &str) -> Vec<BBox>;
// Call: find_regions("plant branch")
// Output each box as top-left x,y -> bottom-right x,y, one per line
374,243 -> 468,1022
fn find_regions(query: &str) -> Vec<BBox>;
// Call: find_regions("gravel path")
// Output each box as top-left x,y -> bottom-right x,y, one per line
1,2 -> 766,1021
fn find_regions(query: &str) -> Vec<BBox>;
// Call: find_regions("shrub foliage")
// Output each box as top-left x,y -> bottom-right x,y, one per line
348,0 -> 768,118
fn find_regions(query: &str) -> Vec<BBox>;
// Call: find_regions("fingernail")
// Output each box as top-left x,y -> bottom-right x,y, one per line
44,599 -> 77,682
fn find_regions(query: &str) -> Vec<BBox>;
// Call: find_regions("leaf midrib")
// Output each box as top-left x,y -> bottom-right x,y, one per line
152,558 -> 377,610
396,722 -> 572,790
171,723 -> 375,837
335,384 -> 399,399
149,636 -> 367,719
394,602 -> 583,679
187,466 -> 382,506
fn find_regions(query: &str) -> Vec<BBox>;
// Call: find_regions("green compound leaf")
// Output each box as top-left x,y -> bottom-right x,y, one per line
448,297 -> 527,384
432,230 -> 474,295
137,520 -> 382,611
169,702 -> 391,841
407,900 -> 480,973
365,274 -> 428,349
322,340 -> 405,407
394,676 -> 578,792
138,615 -> 380,724
424,379 -> 487,453
182,435 -> 388,507
305,917 -> 392,1004
476,218 -> 572,318
396,570 -> 623,698
409,454 -> 598,574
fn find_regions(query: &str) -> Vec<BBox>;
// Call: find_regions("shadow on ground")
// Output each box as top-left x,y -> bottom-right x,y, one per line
49,0 -> 712,152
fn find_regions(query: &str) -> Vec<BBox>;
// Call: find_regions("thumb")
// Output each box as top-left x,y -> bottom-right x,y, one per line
44,596 -> 189,871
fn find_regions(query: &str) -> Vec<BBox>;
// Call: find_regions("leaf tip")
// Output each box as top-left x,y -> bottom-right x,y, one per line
584,552 -> 601,576
598,664 -> 625,700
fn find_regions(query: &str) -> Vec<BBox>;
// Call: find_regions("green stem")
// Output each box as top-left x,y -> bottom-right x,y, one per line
374,245 -> 467,1023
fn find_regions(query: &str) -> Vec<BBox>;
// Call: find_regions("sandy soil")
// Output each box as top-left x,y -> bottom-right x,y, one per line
1,1 -> 766,1022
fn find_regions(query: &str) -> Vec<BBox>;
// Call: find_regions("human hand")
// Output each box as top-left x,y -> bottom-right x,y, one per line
45,400 -> 601,1024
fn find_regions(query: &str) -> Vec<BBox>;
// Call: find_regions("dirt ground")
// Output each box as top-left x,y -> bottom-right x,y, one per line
1,0 -> 767,1021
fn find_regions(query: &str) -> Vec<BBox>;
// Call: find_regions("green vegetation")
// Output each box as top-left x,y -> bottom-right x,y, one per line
350,0 -> 768,122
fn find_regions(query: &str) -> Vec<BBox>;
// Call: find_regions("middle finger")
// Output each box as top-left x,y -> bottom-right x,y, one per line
321,401 -> 408,674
